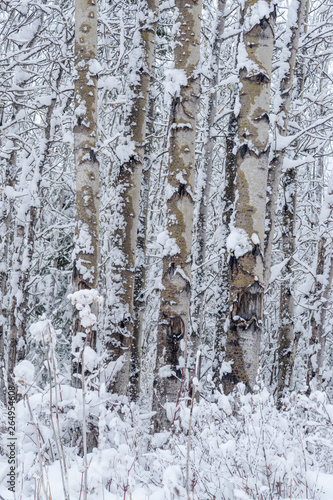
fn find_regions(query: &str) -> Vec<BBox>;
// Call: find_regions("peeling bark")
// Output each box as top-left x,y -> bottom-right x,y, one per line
153,0 -> 202,432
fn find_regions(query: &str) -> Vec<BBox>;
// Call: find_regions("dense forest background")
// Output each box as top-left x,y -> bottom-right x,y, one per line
1,0 -> 333,498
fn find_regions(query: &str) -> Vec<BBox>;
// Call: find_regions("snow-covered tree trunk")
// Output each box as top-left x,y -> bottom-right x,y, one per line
275,1 -> 307,405
72,0 -> 99,386
106,0 -> 159,398
276,167 -> 297,405
153,0 -> 202,432
193,0 -> 226,345
1,106 -> 19,400
307,169 -> 333,393
264,0 -> 307,289
132,85 -> 156,399
222,0 -> 275,395
214,106 -> 237,387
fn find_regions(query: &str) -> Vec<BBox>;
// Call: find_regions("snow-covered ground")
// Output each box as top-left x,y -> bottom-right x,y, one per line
1,382 -> 333,499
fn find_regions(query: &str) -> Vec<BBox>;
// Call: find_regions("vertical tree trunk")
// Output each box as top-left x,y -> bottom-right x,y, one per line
132,84 -> 156,400
106,0 -> 159,397
72,0 -> 99,386
306,169 -> 333,393
153,0 -> 202,432
276,167 -> 297,406
264,0 -> 307,289
192,0 -> 226,345
214,106 -> 237,387
1,107 -> 18,401
222,0 -> 275,395
274,0 -> 307,406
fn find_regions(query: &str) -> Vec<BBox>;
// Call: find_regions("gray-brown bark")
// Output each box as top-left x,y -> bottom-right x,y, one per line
106,0 -> 159,398
72,0 -> 99,386
222,0 -> 275,395
275,1 -> 307,405
132,85 -> 156,400
153,0 -> 202,432
306,169 -> 333,393
264,0 -> 307,289
193,0 -> 227,346
214,106 -> 237,387
276,167 -> 297,406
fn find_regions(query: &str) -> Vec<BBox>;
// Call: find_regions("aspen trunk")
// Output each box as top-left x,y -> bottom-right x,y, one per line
106,0 -> 158,397
72,0 -> 99,386
274,1 -> 307,405
214,107 -> 237,387
153,0 -> 202,432
306,169 -> 333,393
193,0 -> 226,344
222,0 -> 274,395
132,85 -> 155,399
276,167 -> 297,406
264,0 -> 307,289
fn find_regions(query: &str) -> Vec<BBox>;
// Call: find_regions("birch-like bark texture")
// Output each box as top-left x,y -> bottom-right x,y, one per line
106,0 -> 158,398
264,0 -> 306,289
222,0 -> 274,395
193,0 -> 226,344
72,0 -> 99,386
306,169 -> 333,393
153,0 -> 202,432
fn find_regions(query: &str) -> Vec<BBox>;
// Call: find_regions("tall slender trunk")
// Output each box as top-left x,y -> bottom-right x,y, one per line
72,0 -> 99,386
106,0 -> 159,397
193,0 -> 227,344
132,82 -> 156,400
306,169 -> 333,393
264,0 -> 307,289
274,0 -> 307,406
222,0 -> 275,395
276,167 -> 297,406
152,0 -> 202,432
214,105 -> 237,387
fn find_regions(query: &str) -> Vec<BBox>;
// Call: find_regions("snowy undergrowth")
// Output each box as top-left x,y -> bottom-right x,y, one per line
1,380 -> 333,499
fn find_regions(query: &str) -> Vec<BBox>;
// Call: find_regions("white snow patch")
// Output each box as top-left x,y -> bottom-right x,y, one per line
227,228 -> 252,259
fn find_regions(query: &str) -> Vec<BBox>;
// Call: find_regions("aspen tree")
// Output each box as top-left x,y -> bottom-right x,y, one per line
106,0 -> 159,398
193,0 -> 227,345
72,0 -> 99,386
264,0 -> 307,289
222,0 -> 274,394
274,0 -> 307,405
153,0 -> 202,432
214,106 -> 237,386
306,169 -> 333,393
132,87 -> 155,398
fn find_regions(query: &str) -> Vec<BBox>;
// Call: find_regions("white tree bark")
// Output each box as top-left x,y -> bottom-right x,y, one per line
193,0 -> 227,345
72,0 -> 99,386
307,168 -> 333,393
106,0 -> 159,398
223,0 -> 275,394
264,0 -> 307,289
153,0 -> 202,432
